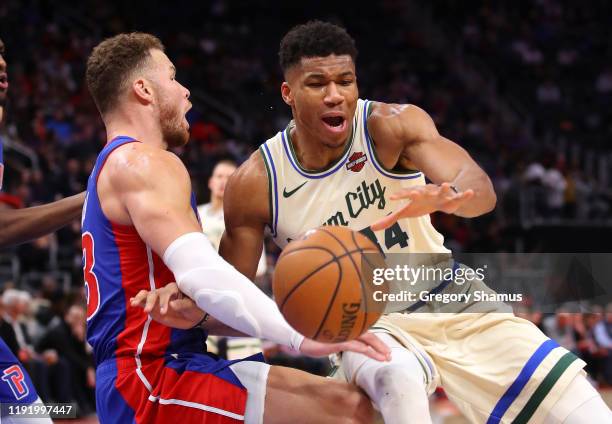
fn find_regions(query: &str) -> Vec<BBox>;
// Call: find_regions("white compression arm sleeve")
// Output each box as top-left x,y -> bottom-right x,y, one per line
163,232 -> 304,350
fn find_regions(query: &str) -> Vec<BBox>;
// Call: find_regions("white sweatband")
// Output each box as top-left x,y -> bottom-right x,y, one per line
163,232 -> 304,350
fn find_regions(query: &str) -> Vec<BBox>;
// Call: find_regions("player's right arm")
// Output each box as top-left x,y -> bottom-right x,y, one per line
0,192 -> 85,248
113,144 -> 389,360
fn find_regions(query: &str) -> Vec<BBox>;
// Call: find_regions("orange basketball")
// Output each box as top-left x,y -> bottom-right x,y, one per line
273,226 -> 387,343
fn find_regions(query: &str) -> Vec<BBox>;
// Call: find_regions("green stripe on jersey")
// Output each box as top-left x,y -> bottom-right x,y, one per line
258,147 -> 274,234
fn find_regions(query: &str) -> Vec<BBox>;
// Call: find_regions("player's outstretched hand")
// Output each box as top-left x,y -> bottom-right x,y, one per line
130,282 -> 206,330
299,332 -> 391,362
371,182 -> 474,230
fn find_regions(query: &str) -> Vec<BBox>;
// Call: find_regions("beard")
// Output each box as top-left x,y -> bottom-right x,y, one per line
158,97 -> 189,149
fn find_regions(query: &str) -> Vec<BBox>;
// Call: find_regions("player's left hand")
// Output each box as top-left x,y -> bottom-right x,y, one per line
299,332 -> 391,362
371,182 -> 474,230
130,282 -> 207,330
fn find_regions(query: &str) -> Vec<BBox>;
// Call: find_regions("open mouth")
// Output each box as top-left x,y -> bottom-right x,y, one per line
321,116 -> 347,133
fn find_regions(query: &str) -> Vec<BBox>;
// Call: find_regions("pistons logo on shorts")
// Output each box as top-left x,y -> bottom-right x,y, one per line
346,152 -> 367,173
2,365 -> 29,400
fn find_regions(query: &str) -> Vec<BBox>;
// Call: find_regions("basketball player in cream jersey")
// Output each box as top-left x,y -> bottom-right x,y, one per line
218,22 -> 610,424
140,22 -> 610,423
197,159 -> 266,359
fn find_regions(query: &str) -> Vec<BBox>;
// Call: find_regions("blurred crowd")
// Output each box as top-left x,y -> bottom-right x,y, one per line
427,0 -> 612,227
0,0 -> 612,410
0,288 -> 95,415
518,304 -> 612,387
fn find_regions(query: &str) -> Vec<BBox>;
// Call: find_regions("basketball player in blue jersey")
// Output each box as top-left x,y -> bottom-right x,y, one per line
139,22 -> 611,423
0,37 -> 84,423
84,32 -> 389,424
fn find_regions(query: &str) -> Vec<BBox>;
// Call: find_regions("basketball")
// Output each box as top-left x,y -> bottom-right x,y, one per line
273,226 -> 387,343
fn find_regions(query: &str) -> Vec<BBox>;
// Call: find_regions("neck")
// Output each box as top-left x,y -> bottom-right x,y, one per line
289,123 -> 351,171
104,107 -> 166,149
210,196 -> 223,211
0,106 -> 4,124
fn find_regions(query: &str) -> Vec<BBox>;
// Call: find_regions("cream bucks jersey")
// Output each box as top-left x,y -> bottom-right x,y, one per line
259,98 -> 449,256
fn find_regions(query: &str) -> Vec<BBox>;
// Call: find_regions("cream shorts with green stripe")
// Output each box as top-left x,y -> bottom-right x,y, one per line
381,311 -> 586,424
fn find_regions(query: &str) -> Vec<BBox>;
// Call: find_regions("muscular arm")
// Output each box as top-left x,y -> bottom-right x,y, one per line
0,192 -> 85,248
219,151 -> 270,280
110,146 -> 202,255
110,144 -> 302,348
369,103 -> 496,217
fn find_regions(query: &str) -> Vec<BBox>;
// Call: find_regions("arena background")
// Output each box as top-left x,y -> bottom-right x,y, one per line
0,0 -> 611,422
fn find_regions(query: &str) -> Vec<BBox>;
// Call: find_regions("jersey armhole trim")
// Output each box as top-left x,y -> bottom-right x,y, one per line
94,137 -> 141,185
363,100 -> 423,179
91,137 -> 141,230
259,145 -> 278,237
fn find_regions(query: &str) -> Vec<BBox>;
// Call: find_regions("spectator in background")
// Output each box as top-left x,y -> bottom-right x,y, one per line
543,308 -> 579,353
577,307 -> 607,385
36,304 -> 94,416
542,163 -> 567,218
0,289 -> 51,401
593,303 -> 612,384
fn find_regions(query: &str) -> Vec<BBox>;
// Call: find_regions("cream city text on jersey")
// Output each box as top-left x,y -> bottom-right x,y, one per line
322,179 -> 387,226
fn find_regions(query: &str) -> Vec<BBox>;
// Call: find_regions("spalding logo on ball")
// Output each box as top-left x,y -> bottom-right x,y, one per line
273,225 -> 388,343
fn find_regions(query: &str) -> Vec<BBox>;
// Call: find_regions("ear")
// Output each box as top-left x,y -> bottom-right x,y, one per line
132,77 -> 154,105
281,81 -> 293,106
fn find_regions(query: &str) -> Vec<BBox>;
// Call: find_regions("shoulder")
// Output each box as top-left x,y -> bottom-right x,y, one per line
368,101 -> 438,144
105,142 -> 189,190
224,150 -> 269,226
229,150 -> 268,193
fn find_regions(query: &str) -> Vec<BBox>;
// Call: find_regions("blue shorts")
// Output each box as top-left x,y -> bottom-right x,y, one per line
0,339 -> 39,406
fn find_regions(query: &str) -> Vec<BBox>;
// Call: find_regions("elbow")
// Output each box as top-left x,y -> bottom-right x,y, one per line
477,175 -> 497,216
458,174 -> 497,218
483,184 -> 497,214
474,172 -> 497,216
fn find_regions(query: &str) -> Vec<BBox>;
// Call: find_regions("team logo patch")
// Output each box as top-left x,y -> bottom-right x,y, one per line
346,152 -> 367,173
2,365 -> 29,400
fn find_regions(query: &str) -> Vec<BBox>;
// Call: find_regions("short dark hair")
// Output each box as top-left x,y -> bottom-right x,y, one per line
86,32 -> 164,115
279,21 -> 358,73
0,38 -> 5,55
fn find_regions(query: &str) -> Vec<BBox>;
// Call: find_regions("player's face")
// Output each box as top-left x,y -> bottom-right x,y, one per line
283,55 -> 358,148
148,49 -> 192,148
208,162 -> 237,200
0,52 -> 8,106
